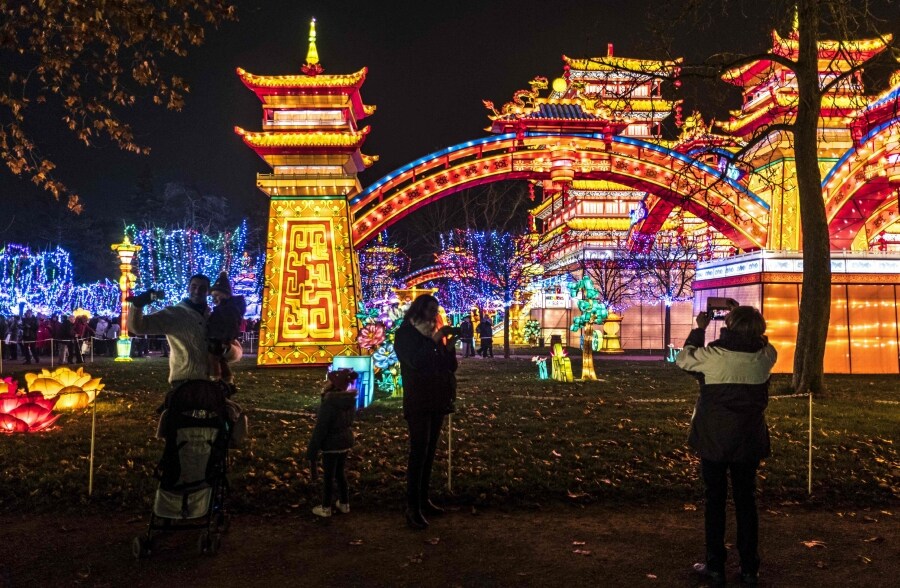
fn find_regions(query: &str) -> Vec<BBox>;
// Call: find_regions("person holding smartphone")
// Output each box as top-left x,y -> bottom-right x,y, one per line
393,294 -> 458,530
675,306 -> 777,585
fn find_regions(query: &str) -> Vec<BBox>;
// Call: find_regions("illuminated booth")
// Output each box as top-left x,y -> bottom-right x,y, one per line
694,252 -> 900,374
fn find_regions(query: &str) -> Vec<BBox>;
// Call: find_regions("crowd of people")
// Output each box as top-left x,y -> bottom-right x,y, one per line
0,309 -> 262,364
0,311 -> 117,364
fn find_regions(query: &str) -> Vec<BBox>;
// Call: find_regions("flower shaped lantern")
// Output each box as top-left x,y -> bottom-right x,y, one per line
26,367 -> 105,411
0,377 -> 60,433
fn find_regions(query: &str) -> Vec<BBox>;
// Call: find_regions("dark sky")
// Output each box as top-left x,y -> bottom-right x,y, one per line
2,1 -> 897,250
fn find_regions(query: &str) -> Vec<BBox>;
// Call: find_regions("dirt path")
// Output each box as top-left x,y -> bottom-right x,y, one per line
2,502 -> 897,587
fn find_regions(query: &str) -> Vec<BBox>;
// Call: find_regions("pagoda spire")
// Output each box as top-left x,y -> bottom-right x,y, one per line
302,17 -> 324,76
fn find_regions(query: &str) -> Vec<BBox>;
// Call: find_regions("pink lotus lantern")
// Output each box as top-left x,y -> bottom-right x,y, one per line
0,378 -> 60,433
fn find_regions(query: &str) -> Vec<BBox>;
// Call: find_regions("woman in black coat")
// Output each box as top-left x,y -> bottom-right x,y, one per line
393,294 -> 458,530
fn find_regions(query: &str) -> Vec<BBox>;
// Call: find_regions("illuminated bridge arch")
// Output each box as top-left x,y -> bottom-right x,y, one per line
822,117 -> 900,251
399,265 -> 500,289
351,132 -> 769,251
400,265 -> 469,288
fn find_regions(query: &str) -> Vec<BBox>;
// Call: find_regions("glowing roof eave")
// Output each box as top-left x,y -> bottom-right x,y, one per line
236,67 -> 367,91
772,29 -> 892,61
563,54 -> 682,75
565,218 -> 634,231
234,126 -> 371,152
716,91 -> 870,136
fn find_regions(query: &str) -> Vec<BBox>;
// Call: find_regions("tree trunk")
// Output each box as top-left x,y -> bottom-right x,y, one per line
791,0 -> 830,394
503,307 -> 511,358
581,323 -> 597,380
663,303 -> 672,350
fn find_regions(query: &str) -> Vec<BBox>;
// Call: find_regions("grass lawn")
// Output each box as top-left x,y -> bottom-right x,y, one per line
1,351 -> 897,514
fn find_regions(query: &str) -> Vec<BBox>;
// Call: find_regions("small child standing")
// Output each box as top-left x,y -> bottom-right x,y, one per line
307,368 -> 358,517
208,272 -> 246,390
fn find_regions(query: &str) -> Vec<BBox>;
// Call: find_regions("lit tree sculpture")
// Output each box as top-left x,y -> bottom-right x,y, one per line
568,276 -> 608,380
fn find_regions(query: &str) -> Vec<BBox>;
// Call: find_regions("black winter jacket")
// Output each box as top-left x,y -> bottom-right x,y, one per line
394,321 -> 458,419
306,390 -> 357,460
675,328 -> 777,463
208,295 -> 247,342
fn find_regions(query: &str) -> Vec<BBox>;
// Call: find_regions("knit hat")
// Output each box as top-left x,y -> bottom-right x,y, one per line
210,271 -> 232,296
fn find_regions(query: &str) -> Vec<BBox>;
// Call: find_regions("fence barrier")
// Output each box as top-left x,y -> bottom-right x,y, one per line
0,332 -> 260,371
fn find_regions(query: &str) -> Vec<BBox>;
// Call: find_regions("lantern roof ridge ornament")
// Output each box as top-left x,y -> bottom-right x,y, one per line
301,17 -> 324,76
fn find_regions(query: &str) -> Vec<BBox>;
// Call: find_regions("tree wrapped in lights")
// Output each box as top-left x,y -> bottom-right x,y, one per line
357,233 -> 409,305
0,244 -> 72,314
126,220 -> 264,316
633,230 -> 700,348
417,243 -> 483,317
439,229 -> 568,358
0,243 -> 120,316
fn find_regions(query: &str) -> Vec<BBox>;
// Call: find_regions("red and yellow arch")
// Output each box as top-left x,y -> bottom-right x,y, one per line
351,132 -> 768,250
823,117 -> 900,251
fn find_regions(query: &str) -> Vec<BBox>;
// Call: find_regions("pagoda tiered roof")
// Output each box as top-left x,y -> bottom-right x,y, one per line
723,30 -> 893,87
234,126 -> 372,151
715,28 -> 892,138
530,180 -> 644,220
236,67 -> 375,121
488,98 -> 630,134
563,54 -> 681,75
716,85 -> 873,136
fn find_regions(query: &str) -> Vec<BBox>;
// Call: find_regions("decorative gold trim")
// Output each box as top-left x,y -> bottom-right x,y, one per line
235,126 -> 370,148
563,54 -> 681,73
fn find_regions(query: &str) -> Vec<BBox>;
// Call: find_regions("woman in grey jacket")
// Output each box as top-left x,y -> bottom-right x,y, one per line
676,306 -> 777,585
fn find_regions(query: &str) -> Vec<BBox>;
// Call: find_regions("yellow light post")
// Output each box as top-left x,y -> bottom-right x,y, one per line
110,236 -> 141,362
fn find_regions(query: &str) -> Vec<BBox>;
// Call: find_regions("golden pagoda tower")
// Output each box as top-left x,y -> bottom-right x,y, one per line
235,18 -> 378,366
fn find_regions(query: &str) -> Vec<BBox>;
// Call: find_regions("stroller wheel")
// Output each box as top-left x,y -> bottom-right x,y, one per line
132,536 -> 151,559
198,531 -> 220,555
216,512 -> 231,534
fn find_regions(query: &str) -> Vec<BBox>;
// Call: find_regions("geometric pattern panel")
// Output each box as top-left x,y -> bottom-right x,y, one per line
258,198 -> 360,366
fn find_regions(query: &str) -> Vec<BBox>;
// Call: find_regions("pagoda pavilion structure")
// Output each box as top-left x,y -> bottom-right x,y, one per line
690,26 -> 900,374
235,19 -> 376,366
526,47 -> 687,274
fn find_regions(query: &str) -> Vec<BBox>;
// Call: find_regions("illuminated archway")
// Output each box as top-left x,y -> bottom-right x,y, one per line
351,132 -> 769,251
823,117 -> 900,250
401,265 -> 471,288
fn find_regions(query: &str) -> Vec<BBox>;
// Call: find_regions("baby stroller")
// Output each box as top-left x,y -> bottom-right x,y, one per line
133,380 -> 232,558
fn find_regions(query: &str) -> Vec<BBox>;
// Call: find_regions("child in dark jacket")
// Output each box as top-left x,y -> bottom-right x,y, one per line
307,368 -> 358,517
208,272 -> 246,390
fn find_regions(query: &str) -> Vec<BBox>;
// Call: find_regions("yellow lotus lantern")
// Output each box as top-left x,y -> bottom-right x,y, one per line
25,367 -> 105,411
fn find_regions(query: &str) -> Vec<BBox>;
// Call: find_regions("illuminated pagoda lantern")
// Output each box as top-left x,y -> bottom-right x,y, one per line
692,23 -> 900,374
841,70 -> 900,253
495,48 -> 699,350
525,46 -> 683,275
715,22 -> 889,251
235,18 -> 378,366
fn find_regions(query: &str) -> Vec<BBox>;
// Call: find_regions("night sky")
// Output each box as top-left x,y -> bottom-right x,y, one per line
2,1 -> 898,266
